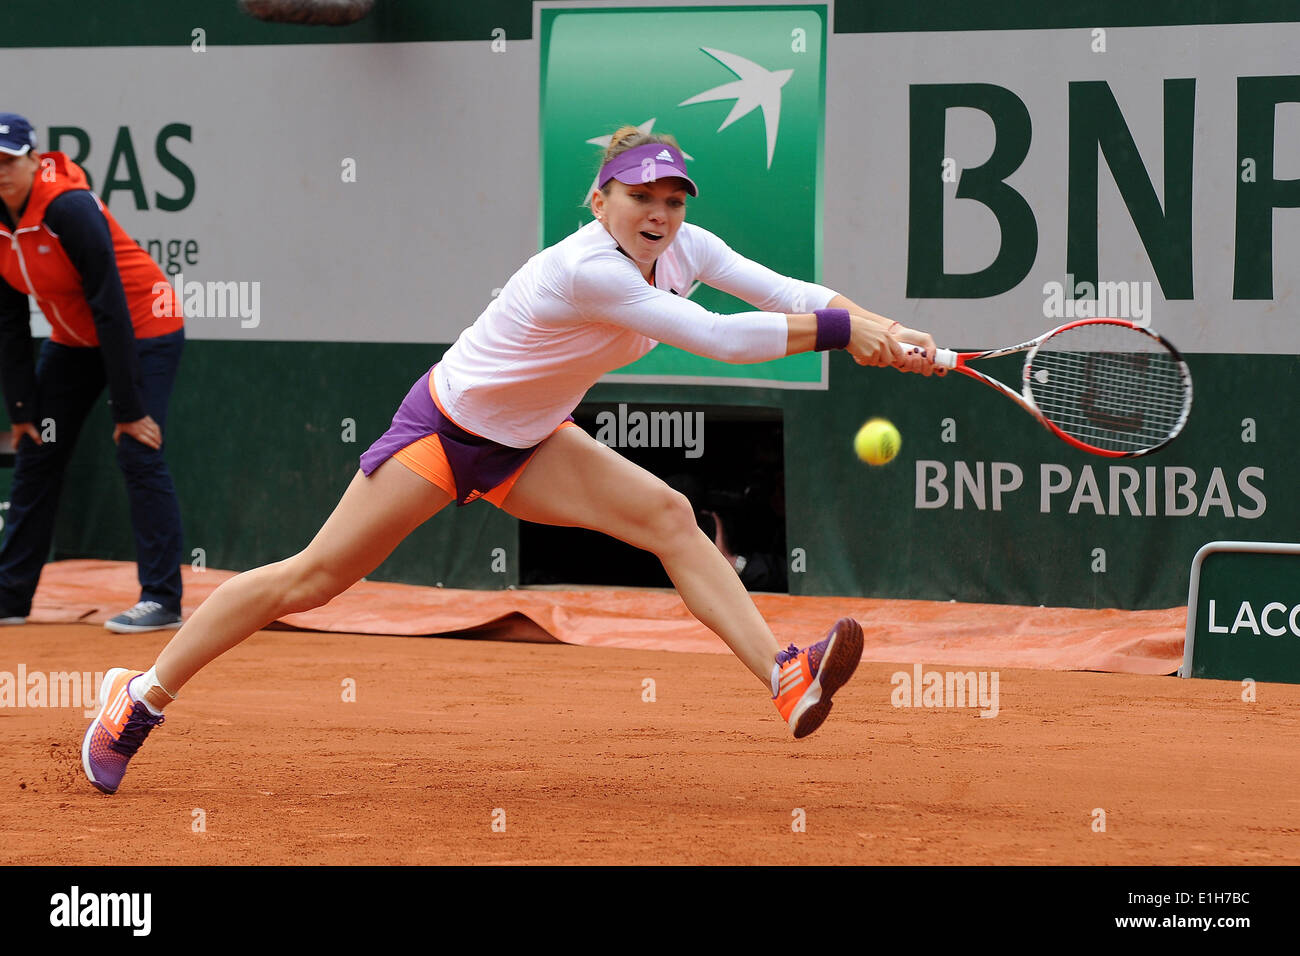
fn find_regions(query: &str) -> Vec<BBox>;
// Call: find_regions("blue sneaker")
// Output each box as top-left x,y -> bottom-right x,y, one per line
105,601 -> 182,633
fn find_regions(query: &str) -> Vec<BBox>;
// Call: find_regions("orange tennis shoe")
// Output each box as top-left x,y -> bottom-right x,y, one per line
772,618 -> 864,738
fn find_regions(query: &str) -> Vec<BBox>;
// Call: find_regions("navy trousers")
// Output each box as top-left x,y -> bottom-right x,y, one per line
0,329 -> 185,616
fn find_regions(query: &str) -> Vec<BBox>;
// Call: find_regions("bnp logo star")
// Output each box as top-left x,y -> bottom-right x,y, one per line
678,48 -> 793,169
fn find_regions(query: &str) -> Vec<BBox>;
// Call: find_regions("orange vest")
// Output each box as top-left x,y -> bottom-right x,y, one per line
0,152 -> 182,346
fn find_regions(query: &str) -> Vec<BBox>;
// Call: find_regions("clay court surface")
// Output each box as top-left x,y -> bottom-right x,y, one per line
3,621 -> 1299,866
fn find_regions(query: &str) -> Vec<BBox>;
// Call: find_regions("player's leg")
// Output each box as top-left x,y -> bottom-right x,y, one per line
500,425 -> 863,737
500,425 -> 780,684
84,457 -> 454,793
153,458 -> 453,692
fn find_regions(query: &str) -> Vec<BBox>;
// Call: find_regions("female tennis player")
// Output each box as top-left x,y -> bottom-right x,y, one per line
83,127 -> 940,793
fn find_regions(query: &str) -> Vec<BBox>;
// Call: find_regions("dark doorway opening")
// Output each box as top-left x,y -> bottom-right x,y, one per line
518,404 -> 787,592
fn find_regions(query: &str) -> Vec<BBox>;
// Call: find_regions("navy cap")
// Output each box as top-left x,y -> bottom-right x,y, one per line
0,114 -> 37,156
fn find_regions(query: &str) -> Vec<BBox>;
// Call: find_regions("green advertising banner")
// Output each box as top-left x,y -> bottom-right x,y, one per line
540,5 -> 827,387
1183,543 -> 1300,683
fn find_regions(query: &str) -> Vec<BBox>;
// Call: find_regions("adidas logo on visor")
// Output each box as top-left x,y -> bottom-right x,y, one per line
656,149 -> 673,161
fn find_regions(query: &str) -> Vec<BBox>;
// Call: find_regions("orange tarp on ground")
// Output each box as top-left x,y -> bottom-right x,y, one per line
27,559 -> 1187,675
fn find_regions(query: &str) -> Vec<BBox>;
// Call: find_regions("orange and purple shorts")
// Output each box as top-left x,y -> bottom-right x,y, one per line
359,368 -> 575,507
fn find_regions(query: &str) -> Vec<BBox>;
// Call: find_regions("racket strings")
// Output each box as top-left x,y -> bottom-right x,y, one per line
1027,325 -> 1189,453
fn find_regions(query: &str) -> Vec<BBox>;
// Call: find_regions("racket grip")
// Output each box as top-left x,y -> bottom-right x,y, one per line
934,348 -> 958,369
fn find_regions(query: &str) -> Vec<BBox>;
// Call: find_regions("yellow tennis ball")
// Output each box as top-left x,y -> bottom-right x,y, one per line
854,418 -> 901,465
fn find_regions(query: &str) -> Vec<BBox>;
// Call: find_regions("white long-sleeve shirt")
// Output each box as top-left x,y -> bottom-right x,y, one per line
433,220 -> 837,447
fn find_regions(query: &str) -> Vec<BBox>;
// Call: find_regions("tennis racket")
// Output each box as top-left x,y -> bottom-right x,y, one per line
929,318 -> 1193,457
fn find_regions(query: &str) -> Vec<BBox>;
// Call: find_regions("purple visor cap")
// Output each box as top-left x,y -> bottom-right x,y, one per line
597,142 -> 698,197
